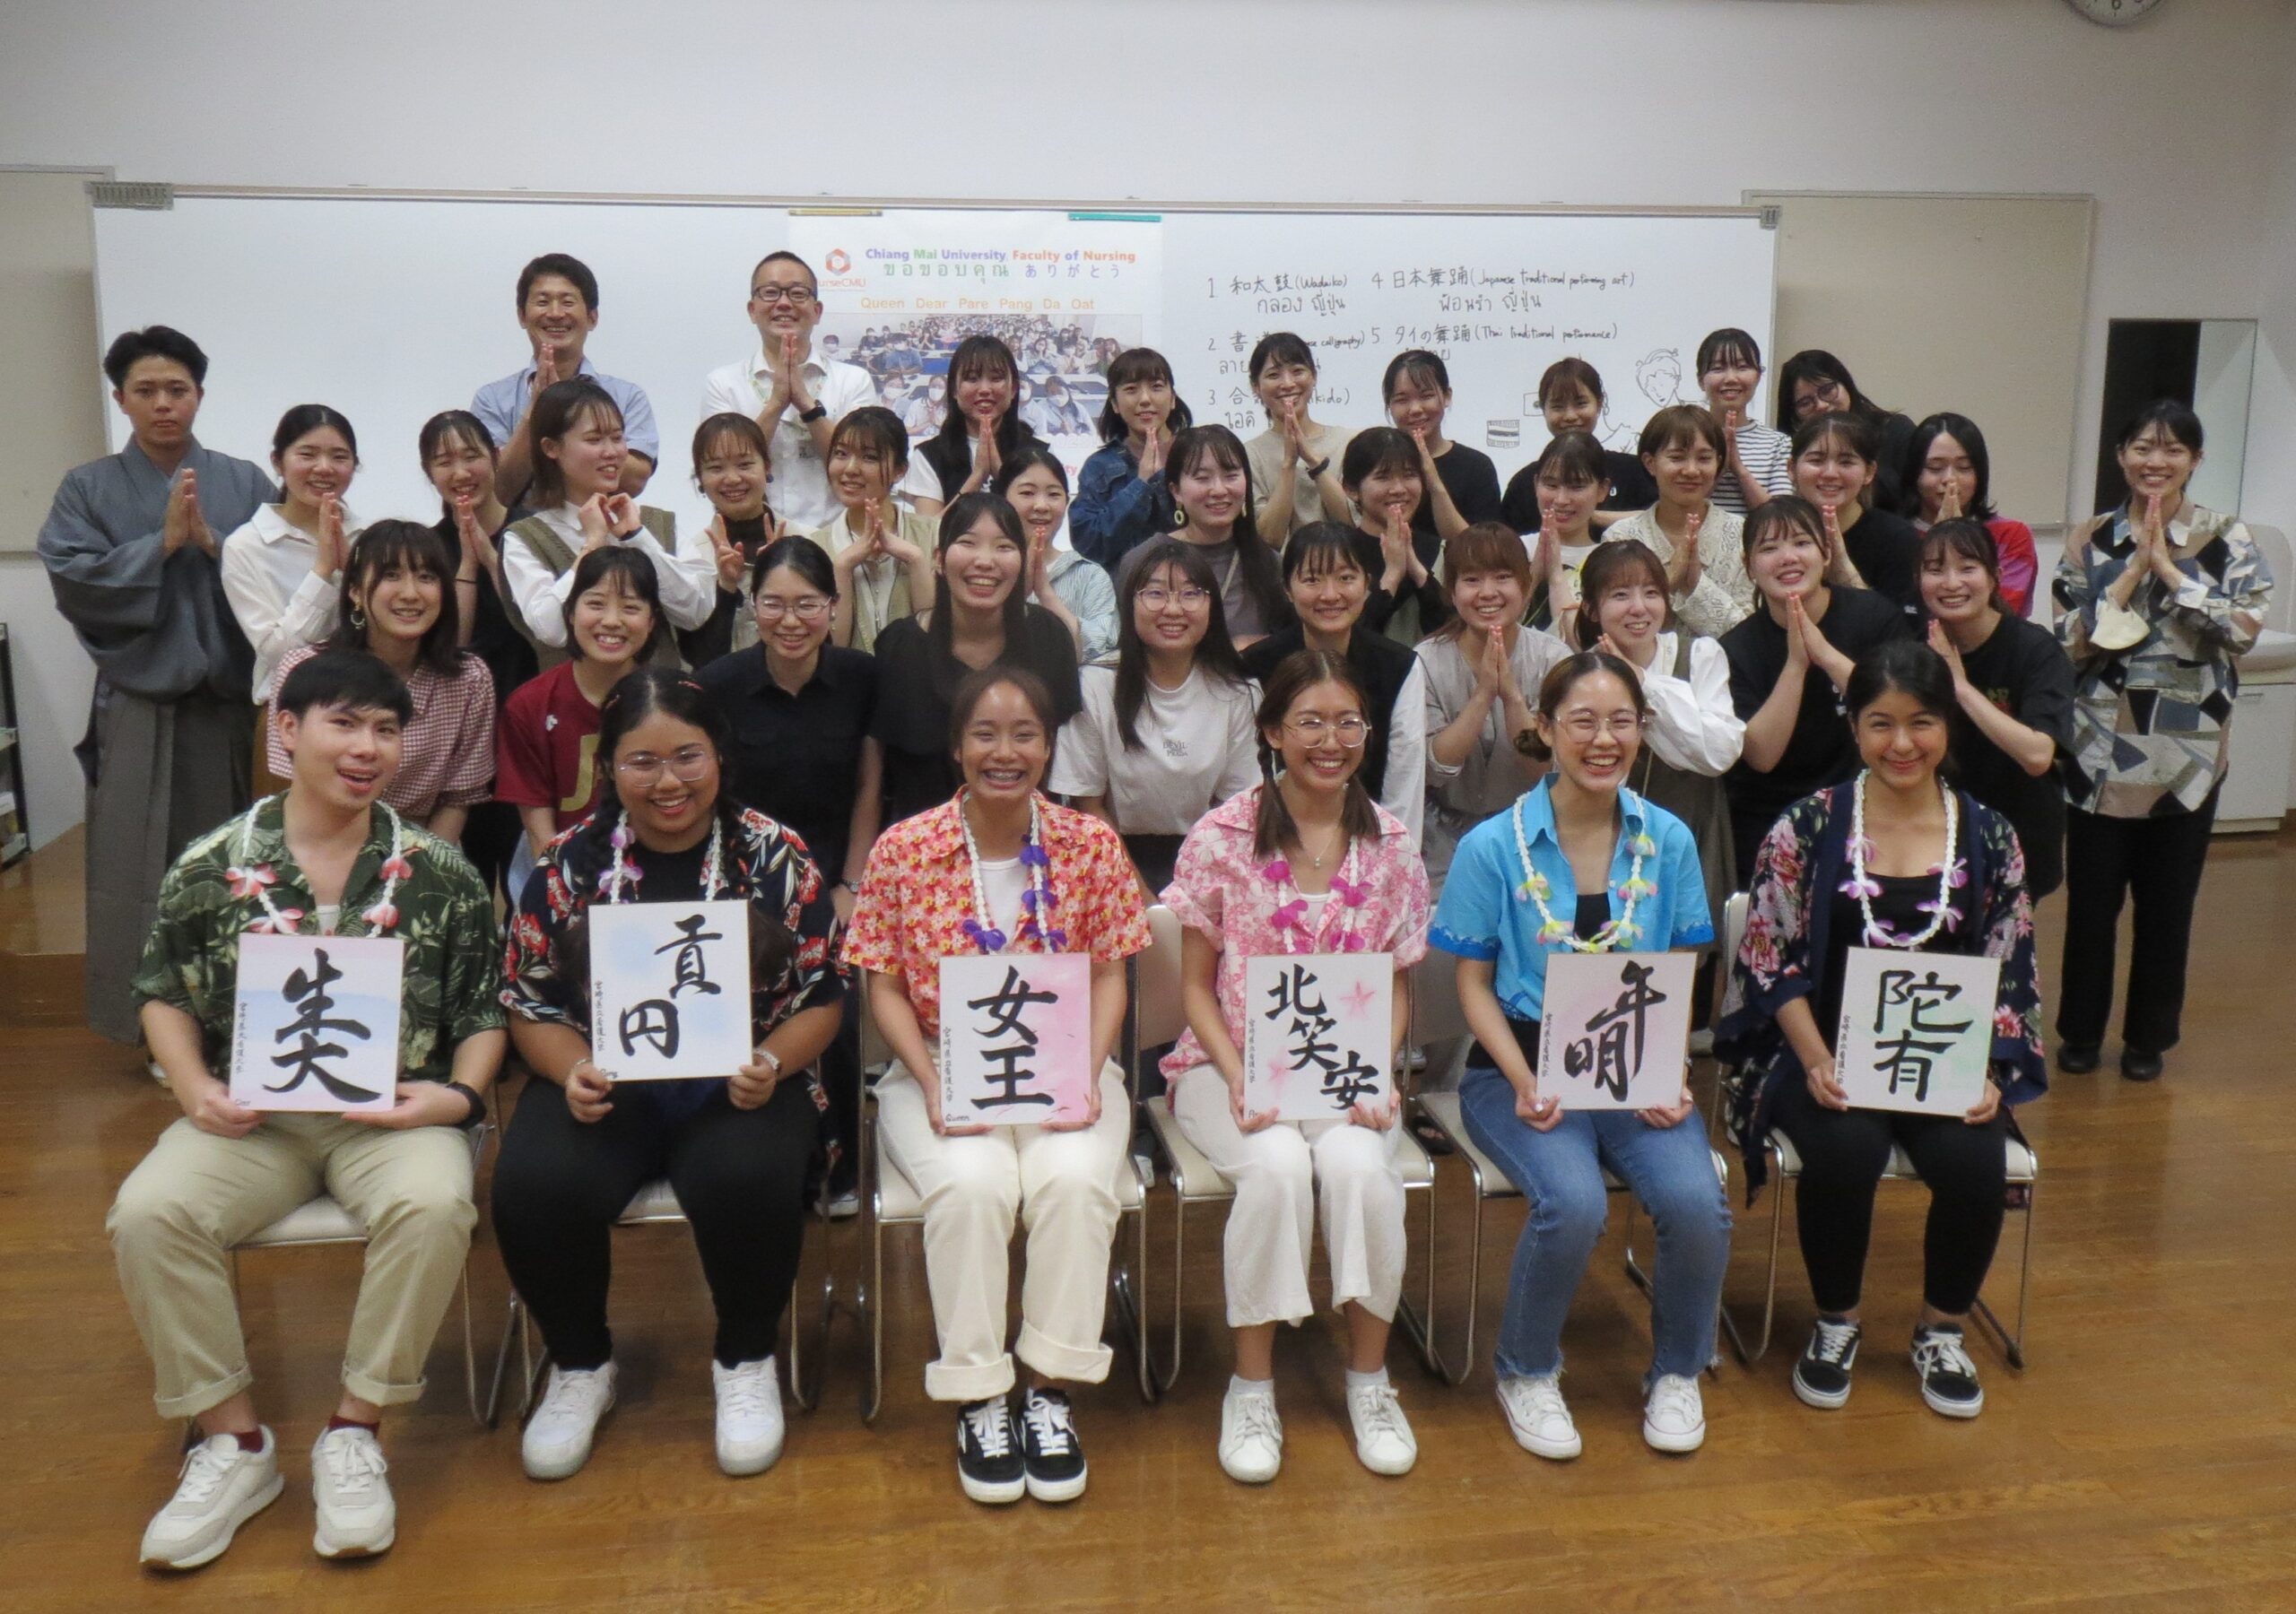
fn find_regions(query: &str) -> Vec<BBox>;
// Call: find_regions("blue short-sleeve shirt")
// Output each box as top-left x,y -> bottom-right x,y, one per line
1429,778 -> 1713,1023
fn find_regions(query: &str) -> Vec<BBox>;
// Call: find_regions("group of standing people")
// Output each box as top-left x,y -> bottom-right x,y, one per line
33,256 -> 2271,1569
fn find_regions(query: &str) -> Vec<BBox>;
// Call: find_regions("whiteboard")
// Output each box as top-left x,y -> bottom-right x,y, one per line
91,193 -> 1775,535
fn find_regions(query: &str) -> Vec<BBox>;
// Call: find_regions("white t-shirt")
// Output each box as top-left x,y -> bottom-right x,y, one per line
698,351 -> 879,532
975,855 -> 1028,942
1048,664 -> 1262,835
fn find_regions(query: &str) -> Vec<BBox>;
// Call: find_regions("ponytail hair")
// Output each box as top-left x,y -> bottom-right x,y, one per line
1250,649 -> 1380,860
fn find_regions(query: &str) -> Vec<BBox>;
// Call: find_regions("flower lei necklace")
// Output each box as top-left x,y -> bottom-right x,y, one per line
1843,770 -> 1963,948
600,810 -> 727,905
1260,816 -> 1372,952
225,796 -> 413,935
1511,792 -> 1657,952
957,790 -> 1063,952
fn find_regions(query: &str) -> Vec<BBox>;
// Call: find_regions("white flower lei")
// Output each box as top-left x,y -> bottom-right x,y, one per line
601,810 -> 727,905
1510,791 -> 1657,953
1846,770 -> 1960,948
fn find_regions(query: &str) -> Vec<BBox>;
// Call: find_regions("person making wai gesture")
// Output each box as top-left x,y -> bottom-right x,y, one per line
842,667 -> 1150,1506
499,380 -> 714,660
1245,332 -> 1355,542
1162,650 -> 1433,1484
804,405 -> 937,653
2051,401 -> 2272,1082
1904,412 -> 2040,619
1695,327 -> 1795,516
1431,652 -> 1729,1461
1791,412 -> 1923,617
1602,406 -> 1754,638
997,447 -> 1120,664
901,335 -> 1042,520
1339,428 -> 1449,642
687,412 -> 789,666
700,252 -> 878,532
221,405 -> 362,701
1721,499 -> 1913,882
1070,346 -> 1189,569
473,254 -> 658,501
1384,349 -> 1503,547
1918,520 -> 2072,899
1417,523 -> 1574,883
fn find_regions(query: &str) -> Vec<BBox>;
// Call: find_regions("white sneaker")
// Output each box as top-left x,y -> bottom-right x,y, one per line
1217,1384 -> 1283,1484
824,1189 -> 861,1220
1642,1374 -> 1707,1453
310,1426 -> 395,1558
139,1427 -> 283,1570
1497,1373 -> 1581,1461
712,1358 -> 786,1476
1345,1380 -> 1418,1477
523,1362 -> 618,1480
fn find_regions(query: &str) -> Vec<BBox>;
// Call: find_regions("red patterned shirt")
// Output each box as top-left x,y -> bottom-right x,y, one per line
841,794 -> 1150,1041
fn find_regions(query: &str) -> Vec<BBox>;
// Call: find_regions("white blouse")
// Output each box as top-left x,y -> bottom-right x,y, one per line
500,504 -> 716,648
221,502 -> 359,699
1637,629 -> 1744,776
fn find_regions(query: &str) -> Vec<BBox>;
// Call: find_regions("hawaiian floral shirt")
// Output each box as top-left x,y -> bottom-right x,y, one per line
503,806 -> 844,1040
1715,782 -> 2047,1194
1158,786 -> 1431,1086
132,794 -> 503,1082
841,793 -> 1150,1041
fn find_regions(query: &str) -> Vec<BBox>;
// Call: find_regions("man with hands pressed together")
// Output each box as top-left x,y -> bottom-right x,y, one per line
700,252 -> 879,532
474,253 -> 660,501
39,325 -> 276,1044
108,650 -> 505,1570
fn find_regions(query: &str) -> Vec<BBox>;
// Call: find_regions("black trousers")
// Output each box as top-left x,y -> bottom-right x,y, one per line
1770,1079 -> 2008,1316
492,1074 -> 818,1369
2057,789 -> 2218,1054
821,989 -> 862,1193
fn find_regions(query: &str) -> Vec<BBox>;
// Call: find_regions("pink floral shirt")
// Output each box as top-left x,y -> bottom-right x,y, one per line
1159,785 -> 1431,1087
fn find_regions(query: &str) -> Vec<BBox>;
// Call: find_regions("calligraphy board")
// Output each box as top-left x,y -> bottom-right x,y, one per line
230,933 -> 404,1113
1241,952 -> 1395,1122
1833,948 -> 2001,1115
1537,951 -> 1696,1111
939,953 -> 1093,1128
588,900 -> 753,1081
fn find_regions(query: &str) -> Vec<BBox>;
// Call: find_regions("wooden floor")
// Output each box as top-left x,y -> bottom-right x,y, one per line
4,832 -> 2294,1611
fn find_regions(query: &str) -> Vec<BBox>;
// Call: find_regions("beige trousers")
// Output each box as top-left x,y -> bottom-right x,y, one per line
875,1063 -> 1129,1401
108,1114 -> 476,1419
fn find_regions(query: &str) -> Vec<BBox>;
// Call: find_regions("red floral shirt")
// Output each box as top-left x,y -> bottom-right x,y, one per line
841,794 -> 1150,1041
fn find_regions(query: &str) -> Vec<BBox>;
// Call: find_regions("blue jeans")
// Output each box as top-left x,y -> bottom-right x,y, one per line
1458,1064 -> 1732,1384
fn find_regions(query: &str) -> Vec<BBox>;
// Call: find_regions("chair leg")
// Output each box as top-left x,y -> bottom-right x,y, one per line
1151,1191 -> 1187,1395
864,1188 -> 886,1426
1396,1151 -> 1477,1387
1107,1197 -> 1155,1405
460,1260 -> 483,1427
484,1294 -> 523,1430
1970,1178 -> 2034,1371
1393,1176 -> 1451,1383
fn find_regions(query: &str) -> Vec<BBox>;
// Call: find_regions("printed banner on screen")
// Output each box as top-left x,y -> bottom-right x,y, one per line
1536,950 -> 1696,1111
589,900 -> 754,1081
230,933 -> 404,1113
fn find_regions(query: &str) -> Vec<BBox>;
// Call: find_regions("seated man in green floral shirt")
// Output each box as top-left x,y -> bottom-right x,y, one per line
108,650 -> 505,1572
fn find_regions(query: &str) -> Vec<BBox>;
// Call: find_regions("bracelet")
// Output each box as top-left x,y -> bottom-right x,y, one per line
755,1046 -> 784,1077
442,1080 -> 485,1127
1304,456 -> 1332,481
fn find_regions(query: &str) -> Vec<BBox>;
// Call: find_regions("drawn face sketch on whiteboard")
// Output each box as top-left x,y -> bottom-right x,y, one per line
1636,349 -> 1686,410
1596,397 -> 1638,453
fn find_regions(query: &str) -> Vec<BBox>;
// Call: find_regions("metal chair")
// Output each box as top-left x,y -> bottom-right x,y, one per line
231,1121 -> 491,1427
1710,891 -> 2039,1367
854,987 -> 1154,1423
1131,906 -> 1441,1391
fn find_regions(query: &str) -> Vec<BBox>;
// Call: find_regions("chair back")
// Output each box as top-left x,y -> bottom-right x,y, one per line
1407,949 -> 1471,1046
1137,906 -> 1189,1048
1715,889 -> 1750,1021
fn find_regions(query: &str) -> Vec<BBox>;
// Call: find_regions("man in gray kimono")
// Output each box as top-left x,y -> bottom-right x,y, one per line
37,326 -> 275,1043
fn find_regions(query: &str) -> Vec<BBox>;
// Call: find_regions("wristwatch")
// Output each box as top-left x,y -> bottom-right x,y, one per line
797,403 -> 829,424
443,1080 -> 486,1127
1304,456 -> 1332,480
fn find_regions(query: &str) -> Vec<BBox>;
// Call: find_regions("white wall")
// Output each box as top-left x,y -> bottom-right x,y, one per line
2,0 -> 2293,834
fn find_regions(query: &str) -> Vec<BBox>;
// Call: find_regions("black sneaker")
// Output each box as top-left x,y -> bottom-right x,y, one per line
955,1398 -> 1025,1505
1792,1317 -> 1862,1410
1020,1387 -> 1088,1503
1910,1324 -> 1985,1419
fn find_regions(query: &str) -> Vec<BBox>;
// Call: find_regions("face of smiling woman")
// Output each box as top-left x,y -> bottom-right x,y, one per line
611,711 -> 720,848
956,680 -> 1050,804
1535,669 -> 1644,799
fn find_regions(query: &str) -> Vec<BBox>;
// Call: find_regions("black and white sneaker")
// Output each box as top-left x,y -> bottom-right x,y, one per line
956,1398 -> 1025,1505
1020,1387 -> 1088,1503
1910,1323 -> 1985,1419
1792,1317 -> 1862,1410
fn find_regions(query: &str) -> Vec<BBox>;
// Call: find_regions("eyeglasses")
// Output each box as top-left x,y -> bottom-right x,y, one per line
615,746 -> 715,784
1558,714 -> 1645,741
1285,716 -> 1371,748
755,595 -> 831,621
1137,586 -> 1211,610
750,284 -> 816,305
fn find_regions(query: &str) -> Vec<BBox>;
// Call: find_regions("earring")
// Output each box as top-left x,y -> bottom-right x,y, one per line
1172,506 -> 1188,529
350,606 -> 366,630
